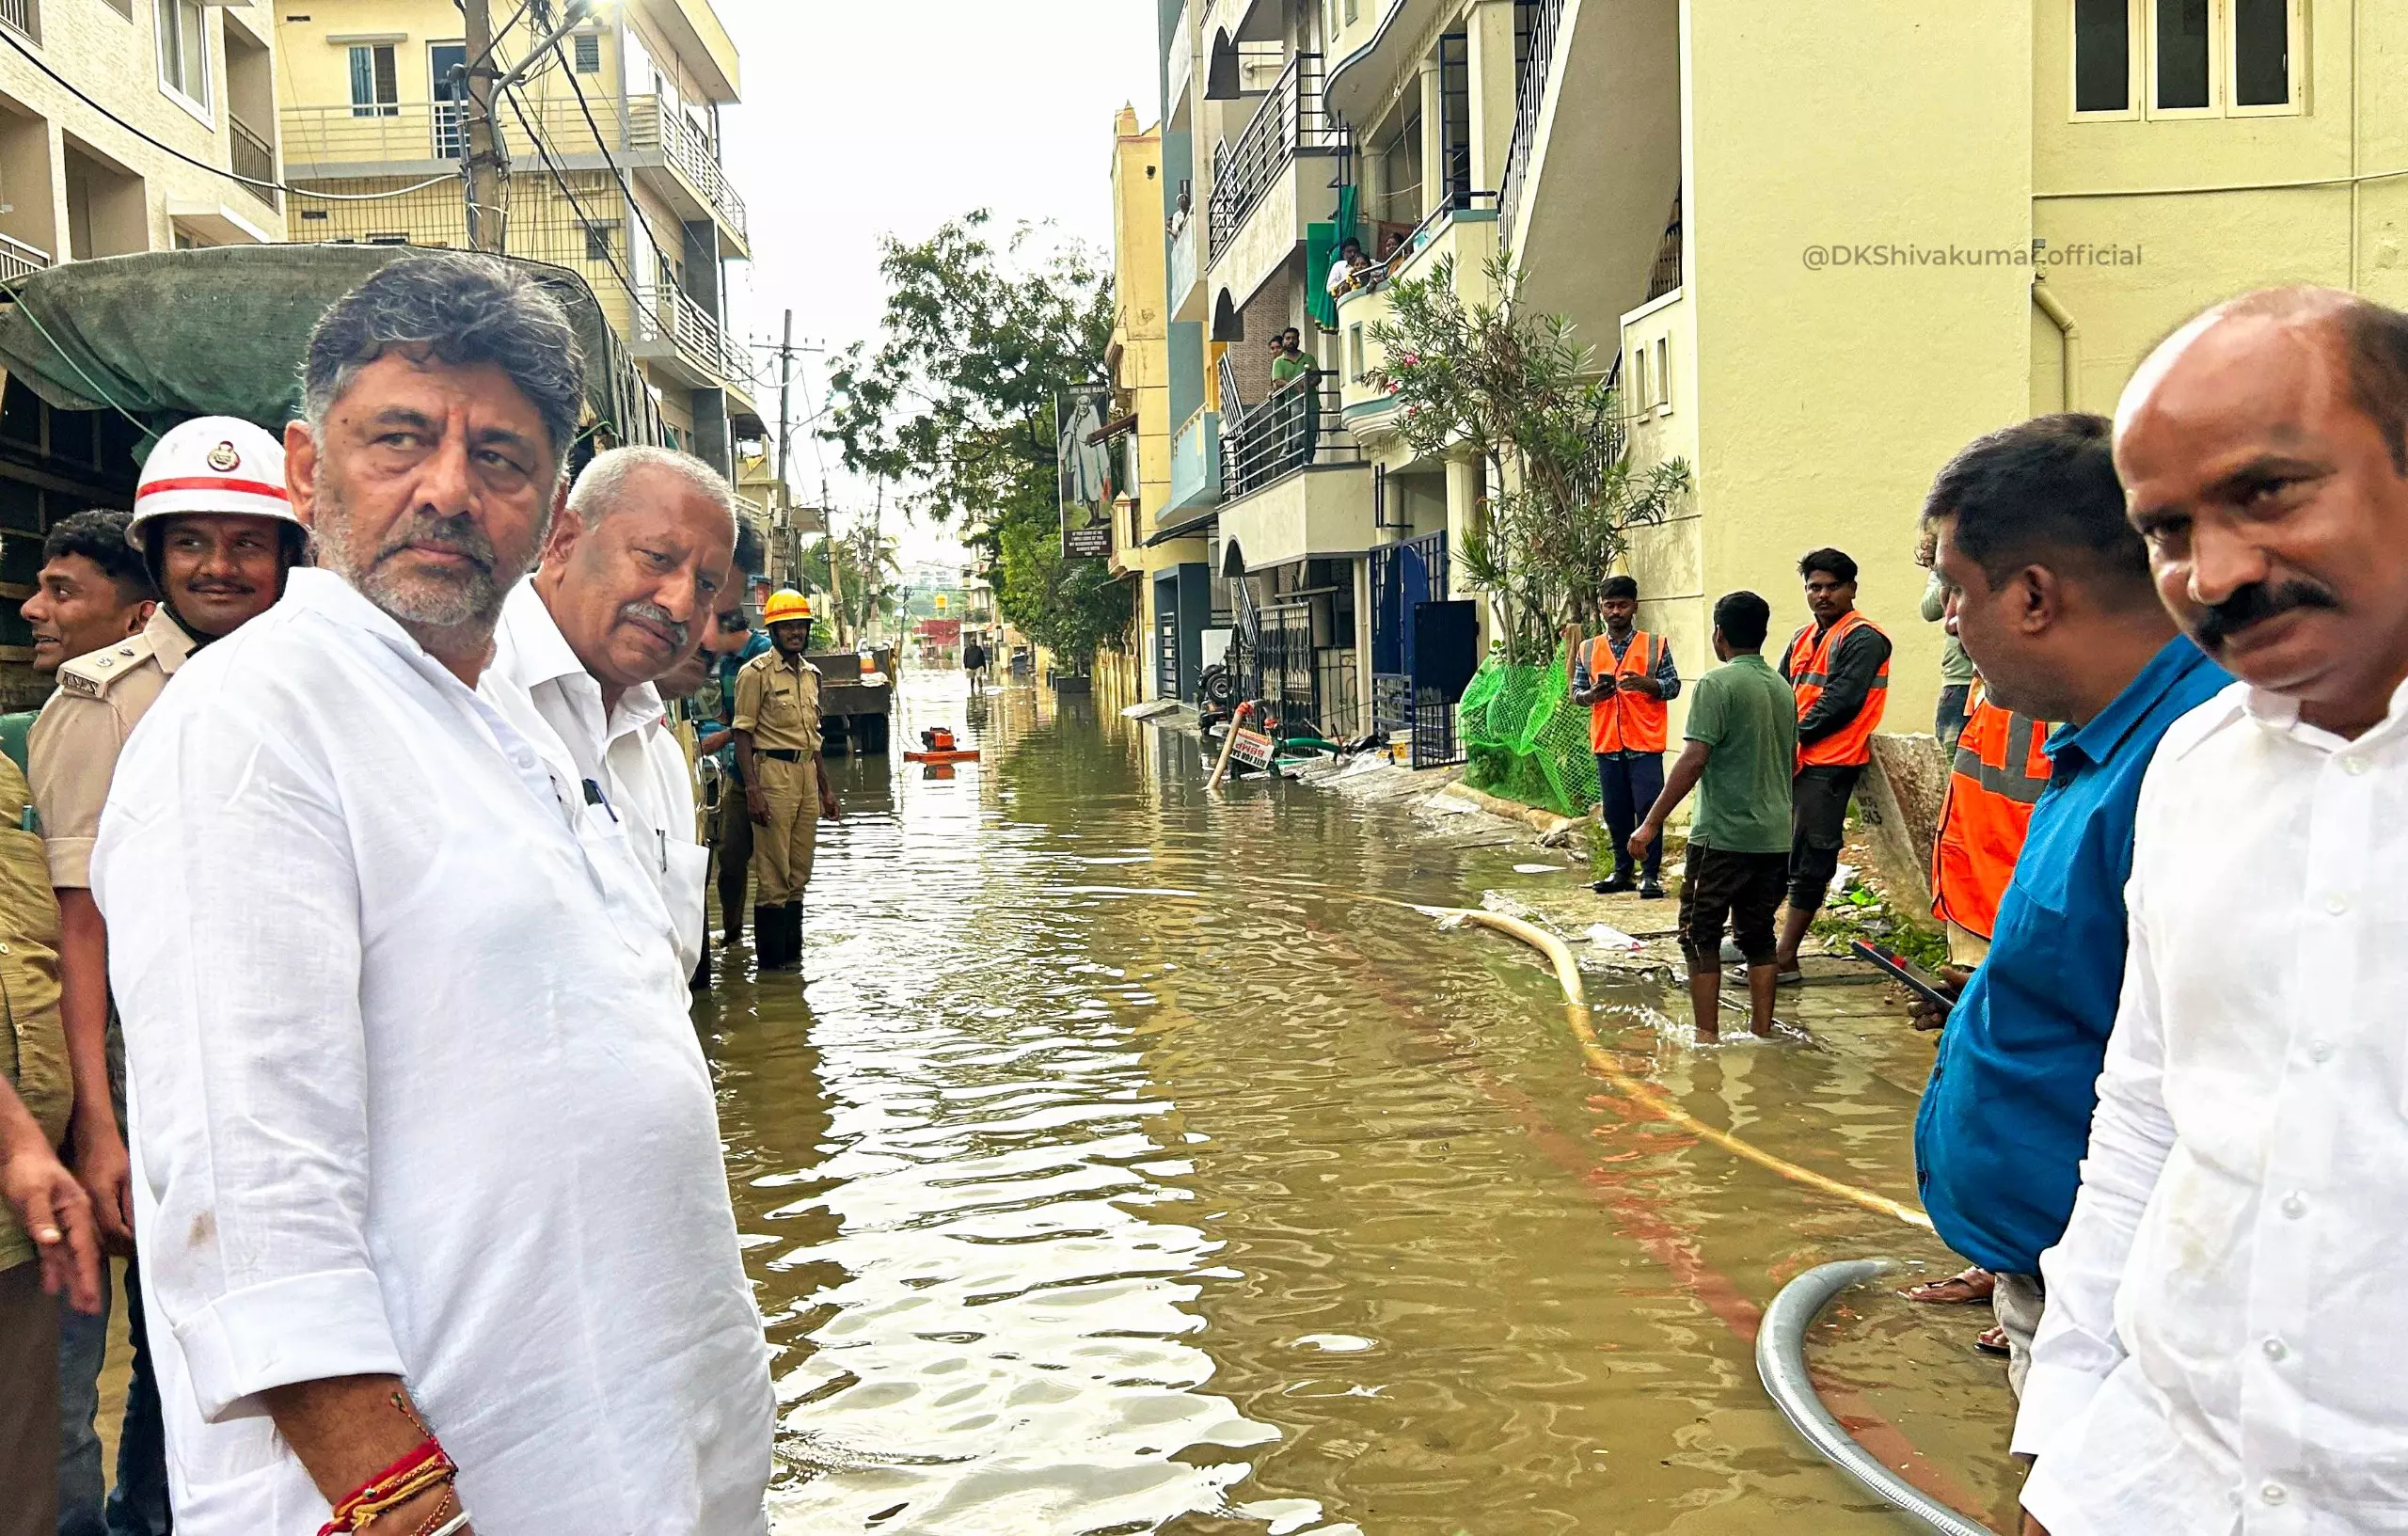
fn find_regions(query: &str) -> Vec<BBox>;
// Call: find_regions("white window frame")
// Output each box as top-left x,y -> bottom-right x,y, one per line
2225,0 -> 2305,119
154,0 -> 214,126
2068,0 -> 2144,121
1652,335 -> 1671,418
348,42 -> 400,119
2145,0 -> 2220,120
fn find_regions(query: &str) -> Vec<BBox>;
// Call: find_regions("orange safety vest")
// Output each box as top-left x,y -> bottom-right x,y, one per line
1930,686 -> 2057,940
1784,610 -> 1891,768
1585,629 -> 1670,753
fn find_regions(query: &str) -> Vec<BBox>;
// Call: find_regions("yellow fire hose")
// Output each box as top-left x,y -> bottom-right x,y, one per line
1431,906 -> 1935,1233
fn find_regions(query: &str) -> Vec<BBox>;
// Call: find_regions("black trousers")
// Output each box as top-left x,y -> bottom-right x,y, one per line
1595,752 -> 1666,879
1788,762 -> 1863,911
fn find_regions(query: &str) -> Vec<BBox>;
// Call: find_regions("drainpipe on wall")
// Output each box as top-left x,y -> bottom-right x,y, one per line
2032,276 -> 2080,414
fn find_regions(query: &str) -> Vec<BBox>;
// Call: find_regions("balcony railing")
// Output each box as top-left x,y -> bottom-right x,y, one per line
632,283 -> 732,380
1223,372 -> 1362,499
1646,188 -> 1682,300
1207,52 -> 1340,259
0,231 -> 49,285
0,0 -> 37,45
230,116 -> 280,211
1498,0 -> 1564,245
628,96 -> 747,245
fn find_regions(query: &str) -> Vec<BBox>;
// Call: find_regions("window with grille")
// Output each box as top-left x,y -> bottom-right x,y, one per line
584,222 -> 618,262
575,33 -> 601,73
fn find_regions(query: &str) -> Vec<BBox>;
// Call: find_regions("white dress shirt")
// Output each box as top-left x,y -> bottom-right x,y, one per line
2017,677 -> 2408,1535
488,578 -> 709,977
93,570 -> 770,1535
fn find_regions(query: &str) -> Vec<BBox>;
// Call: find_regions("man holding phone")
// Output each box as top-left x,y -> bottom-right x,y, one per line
1909,414 -> 2226,1395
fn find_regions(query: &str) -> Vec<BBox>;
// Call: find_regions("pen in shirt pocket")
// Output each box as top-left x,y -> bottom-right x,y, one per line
581,779 -> 619,823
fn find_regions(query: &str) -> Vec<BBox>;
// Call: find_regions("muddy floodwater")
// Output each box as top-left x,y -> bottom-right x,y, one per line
696,670 -> 2021,1536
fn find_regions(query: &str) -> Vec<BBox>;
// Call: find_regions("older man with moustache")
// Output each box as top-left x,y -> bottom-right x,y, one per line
487,446 -> 737,983
2016,288 -> 2408,1535
93,254 -> 770,1536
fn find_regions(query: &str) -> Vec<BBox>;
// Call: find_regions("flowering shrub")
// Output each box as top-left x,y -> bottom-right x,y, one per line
1366,253 -> 1689,664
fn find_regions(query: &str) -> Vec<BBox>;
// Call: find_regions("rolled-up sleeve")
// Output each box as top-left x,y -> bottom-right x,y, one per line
94,699 -> 398,1421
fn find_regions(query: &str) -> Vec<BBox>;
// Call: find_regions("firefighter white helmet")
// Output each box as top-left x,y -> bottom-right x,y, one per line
124,417 -> 299,546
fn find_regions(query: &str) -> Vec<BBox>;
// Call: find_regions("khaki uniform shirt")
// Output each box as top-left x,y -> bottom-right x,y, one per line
731,652 -> 824,755
30,607 -> 196,889
0,753 -> 70,1273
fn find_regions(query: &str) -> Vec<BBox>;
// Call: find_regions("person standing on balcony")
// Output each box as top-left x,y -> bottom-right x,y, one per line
1271,328 -> 1319,468
1772,547 -> 1892,982
1573,575 -> 1681,897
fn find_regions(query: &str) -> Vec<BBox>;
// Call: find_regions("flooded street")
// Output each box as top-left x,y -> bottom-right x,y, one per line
698,671 -> 2020,1535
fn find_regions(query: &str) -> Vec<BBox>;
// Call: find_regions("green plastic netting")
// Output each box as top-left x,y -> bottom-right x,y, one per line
1458,647 -> 1602,817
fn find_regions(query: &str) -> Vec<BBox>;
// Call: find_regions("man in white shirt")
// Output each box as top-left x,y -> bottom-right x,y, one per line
487,446 -> 737,983
94,253 -> 771,1535
2017,286 -> 2408,1534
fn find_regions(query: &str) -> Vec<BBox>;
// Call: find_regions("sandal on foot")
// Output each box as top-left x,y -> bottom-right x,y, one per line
1973,1324 -> 2012,1357
1899,1267 -> 1994,1306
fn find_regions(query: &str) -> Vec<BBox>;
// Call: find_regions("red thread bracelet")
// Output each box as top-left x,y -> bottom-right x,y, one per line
317,1438 -> 458,1535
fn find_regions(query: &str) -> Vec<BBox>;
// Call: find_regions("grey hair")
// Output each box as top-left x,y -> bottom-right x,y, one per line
566,446 -> 738,537
303,253 -> 586,465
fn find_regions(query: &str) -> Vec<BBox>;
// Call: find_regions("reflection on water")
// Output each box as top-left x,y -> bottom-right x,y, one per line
698,673 -> 2019,1535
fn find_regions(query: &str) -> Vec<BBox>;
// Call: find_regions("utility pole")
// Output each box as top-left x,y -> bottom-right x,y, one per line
460,0 -> 508,252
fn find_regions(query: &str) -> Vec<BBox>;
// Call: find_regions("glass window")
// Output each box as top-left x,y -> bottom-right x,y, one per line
2155,0 -> 2211,111
156,0 -> 210,109
430,44 -> 467,158
350,43 -> 399,119
2073,0 -> 2132,113
584,221 -> 617,262
2233,0 -> 2290,108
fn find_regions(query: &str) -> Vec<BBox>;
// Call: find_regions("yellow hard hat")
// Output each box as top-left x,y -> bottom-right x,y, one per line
763,589 -> 813,625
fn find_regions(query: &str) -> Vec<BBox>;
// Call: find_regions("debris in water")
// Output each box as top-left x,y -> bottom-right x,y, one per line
1586,923 -> 1645,953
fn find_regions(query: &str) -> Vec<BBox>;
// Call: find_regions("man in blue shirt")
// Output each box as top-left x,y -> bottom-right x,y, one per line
1909,413 -> 2230,1394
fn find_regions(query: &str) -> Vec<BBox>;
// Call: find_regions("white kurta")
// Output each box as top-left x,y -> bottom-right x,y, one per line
2018,677 -> 2408,1534
94,570 -> 770,1536
488,579 -> 709,978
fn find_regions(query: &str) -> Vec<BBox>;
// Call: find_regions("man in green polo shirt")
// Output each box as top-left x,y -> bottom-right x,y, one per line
1632,590 -> 1798,1043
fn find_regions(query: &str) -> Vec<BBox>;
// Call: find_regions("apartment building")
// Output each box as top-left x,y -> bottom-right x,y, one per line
1174,0 -> 2408,745
272,0 -> 764,487
1097,105 -> 1209,704
1499,0 -> 2408,735
1157,0 -> 1522,744
0,0 -> 284,689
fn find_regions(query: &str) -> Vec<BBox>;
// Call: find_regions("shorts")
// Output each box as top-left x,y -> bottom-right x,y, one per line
1788,763 -> 1863,911
1678,844 -> 1789,968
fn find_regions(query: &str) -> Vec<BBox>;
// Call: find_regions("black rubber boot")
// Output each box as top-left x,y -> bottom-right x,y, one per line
752,904 -> 786,970
781,903 -> 806,974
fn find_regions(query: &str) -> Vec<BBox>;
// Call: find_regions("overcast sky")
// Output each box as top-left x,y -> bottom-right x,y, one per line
713,0 -> 1161,578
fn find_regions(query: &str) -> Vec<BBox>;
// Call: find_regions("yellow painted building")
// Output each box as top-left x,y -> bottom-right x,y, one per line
1507,0 -> 2408,736
270,0 -> 764,479
1172,0 -> 2408,745
1103,104 -> 1202,702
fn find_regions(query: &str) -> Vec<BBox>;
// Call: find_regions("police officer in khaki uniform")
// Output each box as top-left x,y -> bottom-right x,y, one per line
31,418 -> 304,1533
732,590 -> 840,972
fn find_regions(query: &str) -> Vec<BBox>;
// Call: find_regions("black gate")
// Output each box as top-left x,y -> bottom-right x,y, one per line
1370,531 -> 1469,768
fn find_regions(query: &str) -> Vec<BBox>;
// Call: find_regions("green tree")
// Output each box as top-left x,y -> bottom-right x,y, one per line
826,211 -> 1129,667
1368,252 -> 1690,664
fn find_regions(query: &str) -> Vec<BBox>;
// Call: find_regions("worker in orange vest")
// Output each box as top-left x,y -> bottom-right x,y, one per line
1930,682 -> 2056,968
1774,547 -> 1892,981
1571,575 -> 1682,897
